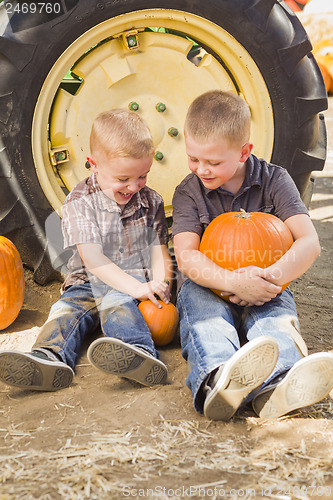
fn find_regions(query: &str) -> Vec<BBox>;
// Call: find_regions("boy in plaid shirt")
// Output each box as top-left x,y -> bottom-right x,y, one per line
0,109 -> 173,391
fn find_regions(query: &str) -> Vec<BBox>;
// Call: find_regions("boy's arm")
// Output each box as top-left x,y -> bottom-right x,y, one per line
77,243 -> 169,307
174,231 -> 281,305
264,213 -> 320,285
151,244 -> 173,290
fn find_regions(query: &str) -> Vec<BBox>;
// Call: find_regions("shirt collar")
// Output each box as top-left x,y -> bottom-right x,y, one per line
243,154 -> 262,188
89,173 -> 149,215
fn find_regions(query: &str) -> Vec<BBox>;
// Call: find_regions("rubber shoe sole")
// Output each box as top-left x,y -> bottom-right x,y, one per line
0,351 -> 74,391
87,338 -> 168,386
252,352 -> 333,419
203,337 -> 279,421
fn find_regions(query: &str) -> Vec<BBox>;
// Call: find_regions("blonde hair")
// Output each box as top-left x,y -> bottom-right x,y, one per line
90,109 -> 154,159
184,90 -> 251,146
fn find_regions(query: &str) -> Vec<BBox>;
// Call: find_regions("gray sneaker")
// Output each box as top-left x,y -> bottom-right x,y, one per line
203,337 -> 279,421
252,352 -> 333,419
87,337 -> 168,386
0,350 -> 74,391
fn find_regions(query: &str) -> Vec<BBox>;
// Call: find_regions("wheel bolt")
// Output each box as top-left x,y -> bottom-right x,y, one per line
154,151 -> 164,161
129,101 -> 139,111
156,103 -> 166,112
127,36 -> 138,48
168,127 -> 179,137
56,151 -> 67,161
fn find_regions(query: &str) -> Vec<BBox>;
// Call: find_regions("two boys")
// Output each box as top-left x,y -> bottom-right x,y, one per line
1,93 -> 333,420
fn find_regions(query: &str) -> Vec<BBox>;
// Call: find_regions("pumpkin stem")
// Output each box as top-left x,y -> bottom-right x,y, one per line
236,208 -> 251,219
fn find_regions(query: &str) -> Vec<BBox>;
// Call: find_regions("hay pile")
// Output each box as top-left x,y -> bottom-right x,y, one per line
1,402 -> 333,499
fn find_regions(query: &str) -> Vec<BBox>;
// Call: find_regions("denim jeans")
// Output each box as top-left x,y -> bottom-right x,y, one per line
177,279 -> 304,413
33,278 -> 159,370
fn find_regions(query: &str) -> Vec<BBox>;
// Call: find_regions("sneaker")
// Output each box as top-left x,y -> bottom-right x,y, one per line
203,337 -> 279,421
87,337 -> 168,386
252,352 -> 333,419
0,350 -> 74,391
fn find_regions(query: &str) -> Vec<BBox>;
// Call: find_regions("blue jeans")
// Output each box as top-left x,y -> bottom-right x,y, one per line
33,279 -> 159,370
177,280 -> 303,413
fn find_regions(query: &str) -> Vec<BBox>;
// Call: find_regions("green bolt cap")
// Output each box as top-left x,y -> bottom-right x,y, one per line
129,101 -> 139,111
168,127 -> 179,137
154,151 -> 164,161
127,36 -> 138,48
156,103 -> 166,112
57,152 -> 66,161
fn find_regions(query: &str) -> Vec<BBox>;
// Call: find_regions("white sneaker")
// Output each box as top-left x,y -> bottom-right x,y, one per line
87,337 -> 168,386
203,337 -> 279,421
252,352 -> 333,418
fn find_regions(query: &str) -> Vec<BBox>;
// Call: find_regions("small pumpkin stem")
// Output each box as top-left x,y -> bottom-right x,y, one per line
236,208 -> 251,219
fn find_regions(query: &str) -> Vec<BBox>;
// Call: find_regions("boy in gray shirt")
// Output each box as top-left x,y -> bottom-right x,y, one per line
172,90 -> 333,420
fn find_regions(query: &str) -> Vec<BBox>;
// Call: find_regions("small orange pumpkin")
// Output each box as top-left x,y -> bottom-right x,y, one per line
0,236 -> 25,330
138,300 -> 179,346
199,210 -> 293,300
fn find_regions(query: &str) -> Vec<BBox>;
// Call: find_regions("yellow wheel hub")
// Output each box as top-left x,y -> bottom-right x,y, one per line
32,9 -> 274,215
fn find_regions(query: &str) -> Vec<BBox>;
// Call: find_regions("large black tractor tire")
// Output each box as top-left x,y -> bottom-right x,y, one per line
0,0 -> 327,283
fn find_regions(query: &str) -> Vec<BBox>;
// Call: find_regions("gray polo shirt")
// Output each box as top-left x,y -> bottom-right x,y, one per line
172,154 -> 308,290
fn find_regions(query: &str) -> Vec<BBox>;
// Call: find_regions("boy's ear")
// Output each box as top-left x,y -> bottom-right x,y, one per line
240,142 -> 253,162
87,155 -> 98,172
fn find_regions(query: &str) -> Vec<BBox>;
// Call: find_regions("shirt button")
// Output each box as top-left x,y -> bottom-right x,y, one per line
119,247 -> 124,253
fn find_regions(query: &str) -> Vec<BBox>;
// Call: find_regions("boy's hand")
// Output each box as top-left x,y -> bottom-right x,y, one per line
133,280 -> 171,308
225,266 -> 282,307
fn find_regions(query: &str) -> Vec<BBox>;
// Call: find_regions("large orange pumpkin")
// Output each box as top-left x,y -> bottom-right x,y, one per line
138,300 -> 179,346
199,210 -> 294,299
0,236 -> 25,330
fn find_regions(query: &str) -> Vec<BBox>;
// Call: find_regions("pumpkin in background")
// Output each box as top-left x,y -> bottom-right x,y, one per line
199,210 -> 294,300
317,60 -> 332,94
0,236 -> 25,330
138,300 -> 179,346
313,39 -> 333,94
